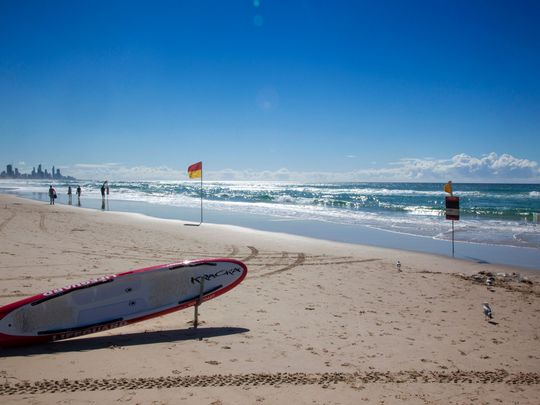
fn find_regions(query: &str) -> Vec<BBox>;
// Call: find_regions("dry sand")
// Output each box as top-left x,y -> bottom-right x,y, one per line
0,194 -> 539,404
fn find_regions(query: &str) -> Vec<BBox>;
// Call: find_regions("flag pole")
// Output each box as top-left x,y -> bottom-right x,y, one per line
186,161 -> 203,226
444,180 -> 458,258
449,185 -> 454,257
200,165 -> 203,224
450,186 -> 454,257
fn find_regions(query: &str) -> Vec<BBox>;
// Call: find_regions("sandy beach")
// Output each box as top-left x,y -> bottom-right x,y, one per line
0,193 -> 539,404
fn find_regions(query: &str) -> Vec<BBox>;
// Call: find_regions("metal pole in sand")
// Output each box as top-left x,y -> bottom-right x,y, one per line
193,278 -> 205,329
186,162 -> 203,227
444,181 -> 456,258
452,220 -> 455,258
450,187 -> 454,257
200,167 -> 203,224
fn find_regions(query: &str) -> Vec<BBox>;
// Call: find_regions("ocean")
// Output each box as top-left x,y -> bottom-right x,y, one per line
1,180 -> 539,269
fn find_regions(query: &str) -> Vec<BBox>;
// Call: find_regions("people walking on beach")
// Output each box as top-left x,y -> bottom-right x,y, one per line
76,185 -> 81,206
67,185 -> 72,205
48,185 -> 57,205
101,182 -> 106,200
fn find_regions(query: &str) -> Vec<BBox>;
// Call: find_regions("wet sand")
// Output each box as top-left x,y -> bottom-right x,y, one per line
0,194 -> 539,404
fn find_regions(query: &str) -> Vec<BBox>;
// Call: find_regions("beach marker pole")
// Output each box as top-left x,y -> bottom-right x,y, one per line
186,161 -> 203,226
452,219 -> 455,257
451,184 -> 454,258
200,167 -> 203,225
444,181 -> 459,258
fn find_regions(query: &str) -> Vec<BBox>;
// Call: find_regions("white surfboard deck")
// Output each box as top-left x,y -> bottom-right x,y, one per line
0,258 -> 247,345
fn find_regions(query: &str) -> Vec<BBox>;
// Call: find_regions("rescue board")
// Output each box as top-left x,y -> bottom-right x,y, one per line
0,258 -> 247,347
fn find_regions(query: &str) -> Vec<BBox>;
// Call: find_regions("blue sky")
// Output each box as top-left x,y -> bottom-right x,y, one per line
1,0 -> 539,181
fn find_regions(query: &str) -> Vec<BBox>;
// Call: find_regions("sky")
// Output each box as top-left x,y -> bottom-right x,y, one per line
1,0 -> 539,182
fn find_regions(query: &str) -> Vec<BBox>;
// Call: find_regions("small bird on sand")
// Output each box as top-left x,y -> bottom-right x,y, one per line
482,303 -> 493,320
486,277 -> 494,287
396,261 -> 402,272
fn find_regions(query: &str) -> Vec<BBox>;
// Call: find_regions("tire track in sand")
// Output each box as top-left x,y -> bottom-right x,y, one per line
256,253 -> 306,278
0,209 -> 16,233
241,246 -> 259,262
39,213 -> 46,232
0,370 -> 538,395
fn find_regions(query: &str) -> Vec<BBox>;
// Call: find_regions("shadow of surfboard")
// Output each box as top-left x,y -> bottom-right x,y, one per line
0,326 -> 249,356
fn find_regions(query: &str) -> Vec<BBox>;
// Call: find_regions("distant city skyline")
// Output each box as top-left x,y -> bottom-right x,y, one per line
0,163 -> 74,180
1,1 -> 539,182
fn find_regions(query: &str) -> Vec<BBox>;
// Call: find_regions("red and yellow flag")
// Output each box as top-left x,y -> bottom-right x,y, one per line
188,161 -> 202,179
444,180 -> 452,194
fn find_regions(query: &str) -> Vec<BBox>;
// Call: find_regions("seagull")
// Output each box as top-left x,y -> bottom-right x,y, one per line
396,261 -> 402,272
482,303 -> 493,320
486,277 -> 494,287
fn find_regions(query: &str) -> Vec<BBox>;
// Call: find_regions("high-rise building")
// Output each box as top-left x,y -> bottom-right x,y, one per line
1,162 -> 75,180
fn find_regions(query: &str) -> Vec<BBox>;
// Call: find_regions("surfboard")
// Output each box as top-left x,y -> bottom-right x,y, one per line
0,258 -> 247,347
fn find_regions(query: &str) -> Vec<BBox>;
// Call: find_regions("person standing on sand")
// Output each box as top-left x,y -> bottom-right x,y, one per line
100,182 -> 106,200
105,181 -> 110,211
76,185 -> 81,206
48,185 -> 57,205
67,185 -> 72,205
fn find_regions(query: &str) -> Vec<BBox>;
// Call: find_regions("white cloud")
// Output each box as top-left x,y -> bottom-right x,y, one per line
206,153 -> 540,182
70,163 -> 181,181
394,153 -> 540,182
64,153 -> 540,183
